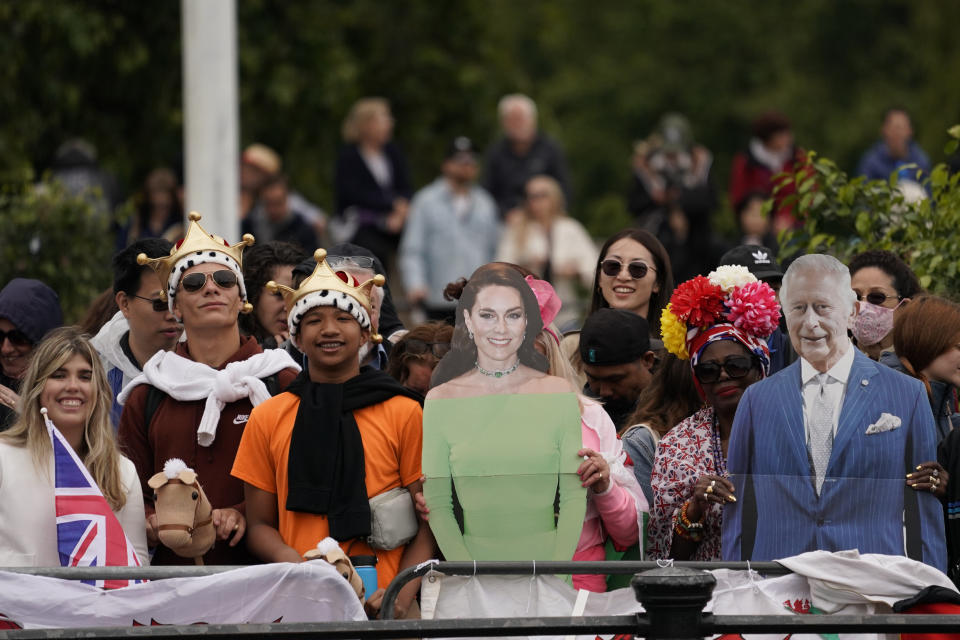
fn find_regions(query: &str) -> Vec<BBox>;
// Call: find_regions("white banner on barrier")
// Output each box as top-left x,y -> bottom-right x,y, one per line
0,562 -> 366,630
420,550 -> 957,640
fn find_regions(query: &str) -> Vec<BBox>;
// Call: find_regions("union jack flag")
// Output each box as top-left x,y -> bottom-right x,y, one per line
45,410 -> 143,589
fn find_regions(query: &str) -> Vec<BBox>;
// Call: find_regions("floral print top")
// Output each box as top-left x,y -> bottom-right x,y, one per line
647,406 -> 726,560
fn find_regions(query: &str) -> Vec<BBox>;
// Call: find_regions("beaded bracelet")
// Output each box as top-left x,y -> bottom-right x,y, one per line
672,501 -> 704,542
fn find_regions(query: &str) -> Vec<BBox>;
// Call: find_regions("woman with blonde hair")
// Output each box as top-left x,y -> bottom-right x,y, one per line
334,97 -> 412,273
496,175 -> 597,328
0,326 -> 148,565
528,275 -> 645,591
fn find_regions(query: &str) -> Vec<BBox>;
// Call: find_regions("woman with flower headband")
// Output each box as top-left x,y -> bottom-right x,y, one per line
648,265 -> 779,560
423,263 -> 586,563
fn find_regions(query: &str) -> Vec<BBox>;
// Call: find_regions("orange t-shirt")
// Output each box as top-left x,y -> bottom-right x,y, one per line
231,390 -> 423,589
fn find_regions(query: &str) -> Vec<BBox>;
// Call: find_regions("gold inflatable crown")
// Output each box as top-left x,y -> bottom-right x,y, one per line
267,248 -> 385,342
137,212 -> 255,303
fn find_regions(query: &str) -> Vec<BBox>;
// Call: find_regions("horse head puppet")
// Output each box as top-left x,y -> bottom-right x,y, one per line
148,458 -> 215,563
303,537 -> 365,600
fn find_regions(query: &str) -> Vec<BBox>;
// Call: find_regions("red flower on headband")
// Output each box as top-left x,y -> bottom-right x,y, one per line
670,276 -> 724,328
726,281 -> 780,338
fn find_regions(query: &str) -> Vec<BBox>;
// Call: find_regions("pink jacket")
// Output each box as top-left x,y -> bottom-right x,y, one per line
572,397 -> 647,592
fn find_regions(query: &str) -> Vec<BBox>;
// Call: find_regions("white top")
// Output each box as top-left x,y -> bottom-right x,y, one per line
360,149 -> 391,188
800,342 -> 855,439
0,441 -> 149,567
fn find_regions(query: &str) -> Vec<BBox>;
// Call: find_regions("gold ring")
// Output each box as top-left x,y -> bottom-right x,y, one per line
930,485 -> 937,493
706,484 -> 714,495
233,524 -> 240,531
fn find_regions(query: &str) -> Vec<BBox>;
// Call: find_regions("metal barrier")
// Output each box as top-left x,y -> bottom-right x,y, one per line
3,563 -> 960,638
379,560 -> 791,619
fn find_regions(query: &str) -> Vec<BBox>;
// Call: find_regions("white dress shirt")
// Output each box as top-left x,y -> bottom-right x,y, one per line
800,341 -> 855,439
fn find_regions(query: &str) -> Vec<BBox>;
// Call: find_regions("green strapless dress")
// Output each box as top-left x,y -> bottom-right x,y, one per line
422,392 -> 586,561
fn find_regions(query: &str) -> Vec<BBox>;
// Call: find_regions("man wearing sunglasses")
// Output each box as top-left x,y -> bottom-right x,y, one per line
91,239 -> 182,426
118,214 -> 300,566
0,278 -> 63,430
723,254 -> 945,570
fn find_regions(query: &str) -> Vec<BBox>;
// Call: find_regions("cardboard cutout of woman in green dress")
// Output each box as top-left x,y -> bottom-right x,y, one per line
423,264 -> 586,561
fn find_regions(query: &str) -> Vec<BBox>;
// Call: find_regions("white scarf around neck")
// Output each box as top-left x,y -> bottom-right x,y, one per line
117,347 -> 300,446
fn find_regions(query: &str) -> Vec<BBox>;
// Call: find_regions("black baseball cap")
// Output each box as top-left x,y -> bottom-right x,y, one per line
579,308 -> 651,366
719,245 -> 783,281
445,136 -> 477,161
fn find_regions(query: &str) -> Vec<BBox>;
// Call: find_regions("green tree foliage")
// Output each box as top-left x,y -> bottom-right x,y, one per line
2,0 -> 960,238
0,177 -> 113,323
776,125 -> 960,296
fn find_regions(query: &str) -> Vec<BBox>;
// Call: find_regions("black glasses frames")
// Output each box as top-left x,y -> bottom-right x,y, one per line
132,294 -> 168,312
0,329 -> 32,347
693,355 -> 757,384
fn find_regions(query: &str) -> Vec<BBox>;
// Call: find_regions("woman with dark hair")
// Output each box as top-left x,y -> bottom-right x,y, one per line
648,266 -> 779,560
239,241 -> 308,349
849,249 -> 922,362
423,263 -> 585,562
728,110 -> 808,234
620,352 -> 701,505
562,228 -> 673,385
588,228 -> 674,337
893,295 -> 960,585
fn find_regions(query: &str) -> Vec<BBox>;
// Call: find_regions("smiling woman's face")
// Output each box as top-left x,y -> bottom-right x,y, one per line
597,238 -> 659,318
464,285 -> 527,368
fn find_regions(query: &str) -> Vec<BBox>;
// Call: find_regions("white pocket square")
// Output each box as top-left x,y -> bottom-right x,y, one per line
865,413 -> 902,434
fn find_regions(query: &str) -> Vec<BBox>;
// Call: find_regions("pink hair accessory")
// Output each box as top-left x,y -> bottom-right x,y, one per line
525,275 -> 562,328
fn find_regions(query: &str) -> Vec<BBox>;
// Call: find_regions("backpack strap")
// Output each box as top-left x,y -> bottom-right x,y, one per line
143,385 -> 166,434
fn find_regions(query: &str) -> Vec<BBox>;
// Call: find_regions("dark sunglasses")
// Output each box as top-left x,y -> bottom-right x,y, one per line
403,339 -> 451,359
180,269 -> 239,293
600,259 -> 655,280
856,292 -> 900,306
133,294 -> 168,312
694,355 -> 757,384
0,329 -> 31,347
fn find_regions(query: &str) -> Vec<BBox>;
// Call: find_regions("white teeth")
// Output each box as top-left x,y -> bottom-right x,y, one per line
60,399 -> 81,407
613,287 -> 634,293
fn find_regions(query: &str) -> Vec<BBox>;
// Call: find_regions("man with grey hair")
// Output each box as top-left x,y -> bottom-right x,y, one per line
722,254 -> 945,569
483,93 -> 570,217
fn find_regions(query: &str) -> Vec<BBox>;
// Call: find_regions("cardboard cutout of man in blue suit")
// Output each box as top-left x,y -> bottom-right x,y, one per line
722,254 -> 945,570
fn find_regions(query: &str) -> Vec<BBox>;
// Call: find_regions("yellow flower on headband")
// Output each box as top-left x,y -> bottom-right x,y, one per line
660,304 -> 689,360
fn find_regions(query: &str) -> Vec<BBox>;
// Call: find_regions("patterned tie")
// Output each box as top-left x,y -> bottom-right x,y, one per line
808,373 -> 834,494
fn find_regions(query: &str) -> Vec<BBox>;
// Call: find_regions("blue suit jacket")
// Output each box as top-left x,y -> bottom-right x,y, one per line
721,348 -> 946,570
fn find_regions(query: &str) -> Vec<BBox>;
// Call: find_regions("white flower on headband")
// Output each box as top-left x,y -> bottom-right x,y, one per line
707,265 -> 757,293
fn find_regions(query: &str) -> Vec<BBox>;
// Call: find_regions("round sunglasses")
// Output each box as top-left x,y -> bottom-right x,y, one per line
693,355 -> 758,384
132,294 -> 168,312
180,269 -> 239,293
600,259 -> 656,280
402,339 -> 451,359
0,329 -> 32,347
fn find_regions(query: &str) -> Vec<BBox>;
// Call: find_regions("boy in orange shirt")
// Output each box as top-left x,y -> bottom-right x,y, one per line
232,249 -> 429,618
